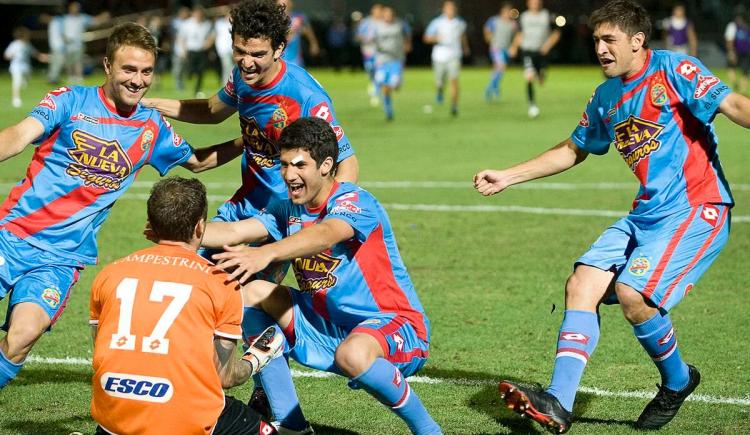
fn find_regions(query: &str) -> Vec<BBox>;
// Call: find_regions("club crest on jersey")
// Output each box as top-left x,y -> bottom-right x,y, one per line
614,115 -> 664,169
292,252 -> 342,294
66,130 -> 133,190
629,257 -> 651,276
271,107 -> 288,130
676,60 -> 700,80
41,287 -> 61,308
650,83 -> 668,106
141,129 -> 154,151
694,75 -> 720,99
240,116 -> 279,168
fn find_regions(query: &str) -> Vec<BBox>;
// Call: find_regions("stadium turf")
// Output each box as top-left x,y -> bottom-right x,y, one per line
0,66 -> 748,434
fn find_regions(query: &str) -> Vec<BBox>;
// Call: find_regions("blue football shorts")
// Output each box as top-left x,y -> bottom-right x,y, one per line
374,60 -> 404,89
282,287 -> 429,378
0,229 -> 83,329
489,48 -> 510,67
576,203 -> 730,312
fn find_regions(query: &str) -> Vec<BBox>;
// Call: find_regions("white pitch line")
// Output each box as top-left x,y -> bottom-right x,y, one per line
3,181 -> 750,191
25,356 -> 750,406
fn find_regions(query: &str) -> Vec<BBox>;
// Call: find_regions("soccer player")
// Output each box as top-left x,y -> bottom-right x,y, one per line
474,0 -> 750,432
373,6 -> 412,121
180,6 -> 215,98
143,0 -> 358,251
203,117 -> 441,435
423,0 -> 469,117
662,3 -> 697,57
61,1 -> 109,83
483,2 -> 517,102
356,3 -> 384,106
509,0 -> 560,118
0,23 -> 245,390
725,8 -> 750,95
90,176 -> 282,435
279,0 -> 320,68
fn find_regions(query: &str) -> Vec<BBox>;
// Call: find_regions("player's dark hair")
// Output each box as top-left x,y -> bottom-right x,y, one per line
230,0 -> 290,51
279,117 -> 339,172
106,22 -> 158,61
147,177 -> 208,243
590,0 -> 651,47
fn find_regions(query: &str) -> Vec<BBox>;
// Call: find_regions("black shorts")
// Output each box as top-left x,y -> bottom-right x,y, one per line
521,50 -> 548,74
95,395 -> 275,435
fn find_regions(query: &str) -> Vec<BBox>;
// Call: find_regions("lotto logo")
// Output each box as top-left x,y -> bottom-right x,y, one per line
392,332 -> 405,351
578,111 -> 589,127
260,421 -> 275,435
701,204 -> 719,226
393,370 -> 403,387
676,60 -> 700,80
311,102 -> 333,122
657,328 -> 675,346
560,332 -> 589,344
101,372 -> 174,403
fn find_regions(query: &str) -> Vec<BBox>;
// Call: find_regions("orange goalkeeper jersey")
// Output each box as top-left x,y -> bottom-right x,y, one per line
90,243 -> 243,435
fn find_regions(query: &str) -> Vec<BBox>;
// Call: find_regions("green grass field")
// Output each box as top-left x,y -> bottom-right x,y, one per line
0,65 -> 748,434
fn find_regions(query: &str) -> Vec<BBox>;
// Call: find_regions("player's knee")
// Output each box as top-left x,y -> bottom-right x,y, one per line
5,320 -> 47,361
564,273 -> 599,309
335,341 -> 375,377
615,284 -> 655,324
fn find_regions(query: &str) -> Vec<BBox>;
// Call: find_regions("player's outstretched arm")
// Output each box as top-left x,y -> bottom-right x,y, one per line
213,218 -> 354,284
0,117 -> 45,163
142,93 -> 236,124
718,92 -> 750,128
335,155 -> 360,183
202,218 -> 270,249
473,137 -> 588,196
182,137 -> 244,173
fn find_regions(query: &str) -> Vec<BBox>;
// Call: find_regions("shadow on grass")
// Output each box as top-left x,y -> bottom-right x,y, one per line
14,365 -> 91,386
2,415 -> 91,435
308,424 -> 360,434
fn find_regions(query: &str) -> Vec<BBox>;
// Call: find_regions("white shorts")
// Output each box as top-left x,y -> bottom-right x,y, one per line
432,58 -> 461,83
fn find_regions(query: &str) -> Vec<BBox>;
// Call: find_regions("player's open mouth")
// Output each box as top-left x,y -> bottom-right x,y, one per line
124,85 -> 143,95
288,182 -> 304,196
599,58 -> 614,66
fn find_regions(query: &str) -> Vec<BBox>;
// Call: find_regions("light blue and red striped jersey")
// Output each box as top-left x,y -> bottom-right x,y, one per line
0,86 -> 194,264
217,61 -> 354,213
572,49 -> 733,220
255,182 -> 430,342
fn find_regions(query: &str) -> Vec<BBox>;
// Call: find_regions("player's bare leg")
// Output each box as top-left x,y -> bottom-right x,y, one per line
449,77 -> 459,117
499,265 -> 613,433
615,283 -> 699,429
1,302 -> 50,363
0,302 -> 51,387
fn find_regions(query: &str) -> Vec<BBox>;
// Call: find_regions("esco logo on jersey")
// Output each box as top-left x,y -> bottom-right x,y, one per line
101,372 -> 174,403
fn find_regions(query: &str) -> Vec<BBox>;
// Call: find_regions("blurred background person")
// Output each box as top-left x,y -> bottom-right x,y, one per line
62,1 -> 109,83
170,6 -> 191,91
4,27 -> 47,108
215,7 -> 234,83
662,3 -> 697,56
279,0 -> 320,67
41,7 -> 66,84
356,3 -> 383,105
326,16 -> 349,72
373,6 -> 411,121
725,7 -> 750,95
423,0 -> 469,117
483,2 -> 517,102
510,0 -> 560,118
180,6 -> 215,97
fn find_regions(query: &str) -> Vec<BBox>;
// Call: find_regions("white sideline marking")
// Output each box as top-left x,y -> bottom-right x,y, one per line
116,193 -> 750,224
26,356 -> 750,406
4,181 -> 750,191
